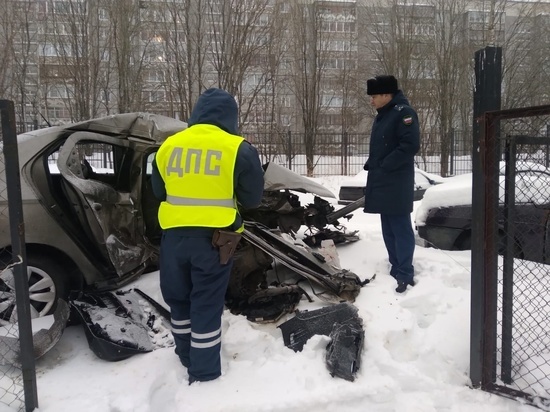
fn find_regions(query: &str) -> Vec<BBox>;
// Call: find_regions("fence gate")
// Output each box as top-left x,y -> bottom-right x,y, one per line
470,104 -> 550,410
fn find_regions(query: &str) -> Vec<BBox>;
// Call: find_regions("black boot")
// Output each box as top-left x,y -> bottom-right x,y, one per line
395,279 -> 415,293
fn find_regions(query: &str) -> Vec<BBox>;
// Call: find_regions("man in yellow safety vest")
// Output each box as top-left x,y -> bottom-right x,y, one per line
151,88 -> 264,383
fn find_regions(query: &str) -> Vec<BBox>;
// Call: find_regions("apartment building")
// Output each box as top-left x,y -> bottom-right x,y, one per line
1,0 -> 549,135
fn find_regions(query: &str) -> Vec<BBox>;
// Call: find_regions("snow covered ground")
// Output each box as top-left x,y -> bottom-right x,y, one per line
8,176 -> 545,412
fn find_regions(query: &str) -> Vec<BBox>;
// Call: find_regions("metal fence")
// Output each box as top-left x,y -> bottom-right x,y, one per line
244,130 -> 476,177
470,105 -> 550,411
0,251 -> 25,410
47,129 -> 477,178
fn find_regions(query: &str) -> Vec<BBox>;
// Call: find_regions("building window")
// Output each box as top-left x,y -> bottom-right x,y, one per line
321,95 -> 343,108
39,43 -> 57,57
47,106 -> 70,119
321,40 -> 357,52
52,0 -> 86,15
47,85 -> 71,99
98,8 -> 108,21
143,90 -> 166,102
243,73 -> 264,92
321,21 -> 355,33
146,70 -> 164,82
280,96 -> 291,107
322,58 -> 357,70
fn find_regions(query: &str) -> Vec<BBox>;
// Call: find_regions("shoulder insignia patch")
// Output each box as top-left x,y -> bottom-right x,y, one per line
403,115 -> 413,125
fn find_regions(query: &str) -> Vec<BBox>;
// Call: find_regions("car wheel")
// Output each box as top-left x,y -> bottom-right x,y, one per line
0,254 -> 69,323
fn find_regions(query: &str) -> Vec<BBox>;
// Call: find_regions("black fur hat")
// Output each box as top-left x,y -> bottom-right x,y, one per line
366,75 -> 399,95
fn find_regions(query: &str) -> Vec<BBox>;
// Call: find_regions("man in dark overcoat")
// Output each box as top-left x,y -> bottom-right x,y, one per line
363,75 -> 420,293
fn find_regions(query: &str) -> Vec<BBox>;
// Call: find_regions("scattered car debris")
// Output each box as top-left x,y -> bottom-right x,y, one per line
278,302 -> 364,381
69,289 -> 173,361
228,221 -> 364,323
325,316 -> 364,382
0,299 -> 70,367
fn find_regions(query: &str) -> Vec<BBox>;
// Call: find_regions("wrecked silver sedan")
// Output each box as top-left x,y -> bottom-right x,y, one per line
0,113 -> 365,332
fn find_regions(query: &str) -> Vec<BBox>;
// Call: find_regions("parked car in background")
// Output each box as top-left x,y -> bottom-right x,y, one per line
415,162 -> 550,264
338,167 -> 445,205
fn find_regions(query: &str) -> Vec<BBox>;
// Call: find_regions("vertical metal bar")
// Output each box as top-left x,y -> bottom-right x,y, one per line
0,100 -> 39,411
501,135 -> 516,384
342,132 -> 348,176
470,63 -> 487,390
470,46 -> 502,389
482,111 -> 500,387
450,129 -> 455,176
287,130 -> 292,171
546,125 -> 549,168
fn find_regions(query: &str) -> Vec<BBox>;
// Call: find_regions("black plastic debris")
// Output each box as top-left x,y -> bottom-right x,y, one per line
278,302 -> 364,381
69,289 -> 172,361
278,302 -> 359,351
326,318 -> 364,381
229,285 -> 304,323
302,228 -> 360,248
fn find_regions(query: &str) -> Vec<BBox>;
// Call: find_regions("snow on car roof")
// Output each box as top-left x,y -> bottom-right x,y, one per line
340,167 -> 445,188
415,173 -> 472,226
415,161 -> 550,226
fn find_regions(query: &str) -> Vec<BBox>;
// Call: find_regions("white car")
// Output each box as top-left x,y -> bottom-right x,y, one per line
415,161 -> 550,263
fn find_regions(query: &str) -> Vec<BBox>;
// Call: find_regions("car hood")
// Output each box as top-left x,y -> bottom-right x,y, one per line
263,162 -> 335,198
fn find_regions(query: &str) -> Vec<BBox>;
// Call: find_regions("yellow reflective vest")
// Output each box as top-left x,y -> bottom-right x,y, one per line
156,124 -> 244,230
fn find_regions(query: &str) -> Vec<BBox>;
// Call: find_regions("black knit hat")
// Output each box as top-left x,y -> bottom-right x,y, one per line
367,75 -> 399,95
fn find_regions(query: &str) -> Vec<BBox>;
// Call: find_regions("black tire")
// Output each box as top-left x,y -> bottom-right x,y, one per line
0,253 -> 69,322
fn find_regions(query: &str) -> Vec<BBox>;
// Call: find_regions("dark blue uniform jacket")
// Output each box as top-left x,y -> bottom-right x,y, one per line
363,91 -> 420,215
151,88 -> 264,233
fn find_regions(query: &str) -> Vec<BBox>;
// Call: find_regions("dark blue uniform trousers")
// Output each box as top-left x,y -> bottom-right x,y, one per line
380,214 -> 415,284
159,231 -> 232,382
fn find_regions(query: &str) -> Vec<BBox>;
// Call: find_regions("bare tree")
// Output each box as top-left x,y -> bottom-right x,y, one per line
44,0 -> 108,121
204,0 -> 272,128
500,1 -> 544,109
358,1 -> 439,167
285,1 -> 337,176
359,0 -> 481,176
429,0 -> 471,176
242,1 -> 290,153
3,0 -> 43,131
159,0 -> 208,120
105,0 -> 154,113
0,0 -> 16,101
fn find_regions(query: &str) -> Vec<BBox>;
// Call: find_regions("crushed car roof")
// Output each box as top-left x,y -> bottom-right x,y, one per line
66,112 -> 188,143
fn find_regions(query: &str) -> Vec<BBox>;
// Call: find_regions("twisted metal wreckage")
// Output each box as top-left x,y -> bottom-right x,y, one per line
2,163 -> 369,381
